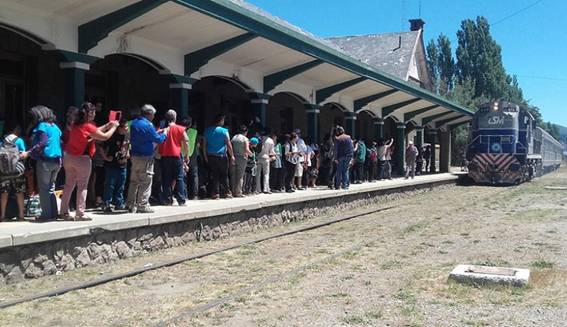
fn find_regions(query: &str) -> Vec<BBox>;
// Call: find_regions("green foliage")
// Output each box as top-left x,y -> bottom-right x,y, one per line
456,17 -> 509,100
426,15 -> 561,157
426,34 -> 455,95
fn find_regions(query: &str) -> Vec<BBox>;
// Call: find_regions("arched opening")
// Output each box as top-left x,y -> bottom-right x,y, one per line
383,116 -> 397,141
86,53 -> 170,124
356,110 -> 374,142
0,25 -> 63,130
319,102 -> 346,140
405,120 -> 418,144
266,92 -> 307,135
190,76 -> 252,133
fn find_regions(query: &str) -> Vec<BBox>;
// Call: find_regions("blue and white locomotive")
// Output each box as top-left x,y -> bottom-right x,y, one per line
467,101 -> 562,184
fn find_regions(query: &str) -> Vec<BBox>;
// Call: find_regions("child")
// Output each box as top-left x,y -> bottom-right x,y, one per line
0,124 -> 27,221
243,137 -> 259,195
307,148 -> 320,188
101,119 -> 129,213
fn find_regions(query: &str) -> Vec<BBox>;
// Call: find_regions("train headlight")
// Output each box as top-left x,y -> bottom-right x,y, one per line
492,102 -> 499,111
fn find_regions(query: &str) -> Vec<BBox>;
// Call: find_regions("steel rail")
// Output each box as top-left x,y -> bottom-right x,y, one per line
0,205 -> 396,310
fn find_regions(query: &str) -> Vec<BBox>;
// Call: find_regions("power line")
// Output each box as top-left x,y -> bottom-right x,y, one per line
491,0 -> 545,26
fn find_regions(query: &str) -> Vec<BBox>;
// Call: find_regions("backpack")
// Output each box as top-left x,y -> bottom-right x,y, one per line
0,135 -> 25,179
25,195 -> 42,217
356,143 -> 366,163
369,148 -> 378,163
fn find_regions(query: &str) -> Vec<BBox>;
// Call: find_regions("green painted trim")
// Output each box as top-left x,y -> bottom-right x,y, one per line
78,0 -> 168,53
52,50 -> 99,64
403,105 -> 439,122
395,123 -> 406,174
435,115 -> 465,129
316,77 -> 365,104
382,98 -> 421,117
173,0 -> 473,116
169,74 -> 197,84
248,92 -> 271,100
264,59 -> 323,93
354,89 -> 398,112
422,112 -> 453,126
304,103 -> 321,110
184,32 -> 257,76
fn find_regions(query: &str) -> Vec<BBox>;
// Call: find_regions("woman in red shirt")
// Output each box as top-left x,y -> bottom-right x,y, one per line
60,102 -> 118,221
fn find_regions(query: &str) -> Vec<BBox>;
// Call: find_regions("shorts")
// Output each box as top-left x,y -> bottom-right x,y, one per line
295,163 -> 304,177
0,175 -> 26,194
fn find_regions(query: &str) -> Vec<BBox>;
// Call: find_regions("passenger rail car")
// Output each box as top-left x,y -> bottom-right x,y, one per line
466,101 -> 562,184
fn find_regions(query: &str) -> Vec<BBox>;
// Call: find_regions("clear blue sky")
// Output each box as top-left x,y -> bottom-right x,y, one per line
247,0 -> 567,126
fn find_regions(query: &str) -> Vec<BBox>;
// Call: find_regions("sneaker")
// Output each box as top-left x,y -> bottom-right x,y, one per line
127,206 -> 137,213
211,194 -> 220,200
137,206 -> 155,214
286,189 -> 295,193
103,205 -> 113,213
178,202 -> 187,207
115,205 -> 127,211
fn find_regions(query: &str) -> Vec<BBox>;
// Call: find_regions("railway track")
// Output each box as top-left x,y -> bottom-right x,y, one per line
0,205 -> 397,310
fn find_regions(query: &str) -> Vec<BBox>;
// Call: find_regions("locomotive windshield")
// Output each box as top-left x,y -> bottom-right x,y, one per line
474,111 -> 517,129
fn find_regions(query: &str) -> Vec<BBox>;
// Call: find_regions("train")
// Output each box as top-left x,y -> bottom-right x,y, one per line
466,101 -> 563,185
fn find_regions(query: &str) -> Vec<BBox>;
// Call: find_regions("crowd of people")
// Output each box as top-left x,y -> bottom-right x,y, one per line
0,103 -> 435,222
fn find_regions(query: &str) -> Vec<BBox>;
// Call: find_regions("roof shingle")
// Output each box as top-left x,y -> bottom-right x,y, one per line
327,31 -> 420,80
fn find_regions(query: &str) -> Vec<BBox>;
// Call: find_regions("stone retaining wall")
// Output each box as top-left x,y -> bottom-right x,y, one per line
0,181 -> 455,283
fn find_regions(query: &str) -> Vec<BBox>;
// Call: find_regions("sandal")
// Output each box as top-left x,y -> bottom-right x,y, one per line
74,215 -> 92,221
59,213 -> 73,221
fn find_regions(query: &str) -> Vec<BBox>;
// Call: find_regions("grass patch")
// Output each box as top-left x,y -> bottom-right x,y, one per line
509,209 -> 560,222
462,319 -> 489,326
341,311 -> 383,325
380,260 -> 402,270
531,260 -> 554,269
403,222 -> 428,234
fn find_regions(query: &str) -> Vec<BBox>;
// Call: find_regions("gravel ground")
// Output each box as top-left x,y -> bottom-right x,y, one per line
1,168 -> 566,326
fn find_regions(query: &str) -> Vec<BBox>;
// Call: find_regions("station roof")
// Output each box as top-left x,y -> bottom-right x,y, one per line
10,0 -> 473,129
328,31 -> 420,81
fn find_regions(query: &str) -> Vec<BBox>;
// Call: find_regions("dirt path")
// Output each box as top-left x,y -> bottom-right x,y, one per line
1,168 -> 566,326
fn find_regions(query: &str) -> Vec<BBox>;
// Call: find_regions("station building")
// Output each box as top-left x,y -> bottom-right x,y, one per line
0,0 -> 472,174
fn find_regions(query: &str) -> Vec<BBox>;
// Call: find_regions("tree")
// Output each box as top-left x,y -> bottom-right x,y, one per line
455,17 -> 509,100
426,34 -> 455,96
425,15 -> 561,162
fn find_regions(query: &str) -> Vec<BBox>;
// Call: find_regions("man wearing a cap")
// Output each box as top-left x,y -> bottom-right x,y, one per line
405,140 -> 418,179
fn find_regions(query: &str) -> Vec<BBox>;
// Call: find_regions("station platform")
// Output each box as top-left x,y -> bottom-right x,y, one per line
0,173 -> 458,251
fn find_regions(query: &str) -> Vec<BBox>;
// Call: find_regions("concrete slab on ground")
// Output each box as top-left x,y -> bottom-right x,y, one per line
449,264 -> 530,287
0,173 -> 457,249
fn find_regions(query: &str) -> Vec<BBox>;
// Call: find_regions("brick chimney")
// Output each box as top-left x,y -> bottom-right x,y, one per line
409,19 -> 425,31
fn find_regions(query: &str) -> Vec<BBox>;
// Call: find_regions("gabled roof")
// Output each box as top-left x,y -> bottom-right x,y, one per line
327,31 -> 420,80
